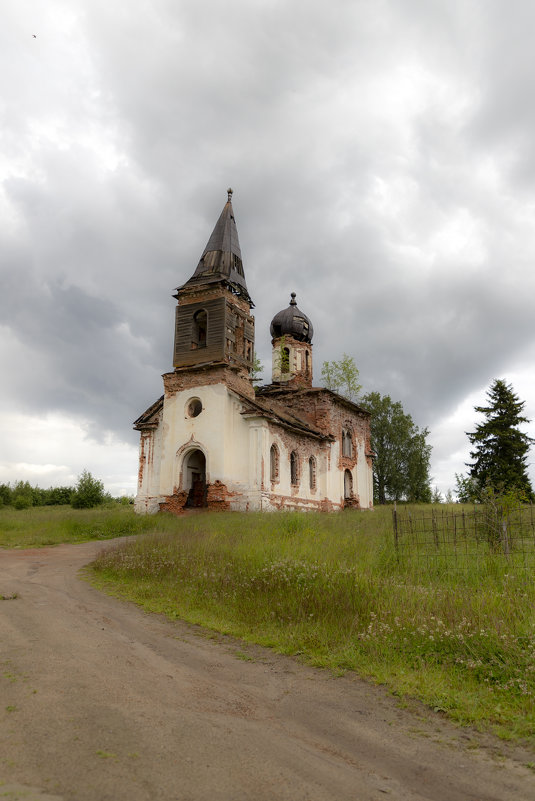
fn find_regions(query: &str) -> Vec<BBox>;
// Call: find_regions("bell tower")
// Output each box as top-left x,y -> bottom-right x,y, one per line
270,293 -> 313,388
171,190 -> 255,391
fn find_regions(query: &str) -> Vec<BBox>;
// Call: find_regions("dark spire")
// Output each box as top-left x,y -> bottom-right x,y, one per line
178,189 -> 252,305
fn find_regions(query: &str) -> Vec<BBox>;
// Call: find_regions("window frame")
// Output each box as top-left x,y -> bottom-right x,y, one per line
191,308 -> 208,349
342,428 -> 353,458
290,450 -> 299,486
309,456 -> 316,490
270,443 -> 280,483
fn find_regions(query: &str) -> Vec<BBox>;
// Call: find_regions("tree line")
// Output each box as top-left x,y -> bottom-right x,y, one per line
0,470 -> 120,510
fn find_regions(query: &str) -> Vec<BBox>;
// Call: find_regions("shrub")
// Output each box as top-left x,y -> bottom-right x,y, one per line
0,484 -> 12,506
13,495 -> 32,510
71,470 -> 105,509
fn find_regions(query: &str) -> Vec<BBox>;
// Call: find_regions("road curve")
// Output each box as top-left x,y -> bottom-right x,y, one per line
1,539 -> 534,801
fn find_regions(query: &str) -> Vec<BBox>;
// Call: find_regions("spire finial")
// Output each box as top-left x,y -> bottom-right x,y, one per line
290,292 -> 297,306
227,187 -> 233,202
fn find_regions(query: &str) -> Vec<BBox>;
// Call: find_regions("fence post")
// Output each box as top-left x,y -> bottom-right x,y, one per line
501,520 -> 510,556
432,509 -> 439,549
392,502 -> 399,559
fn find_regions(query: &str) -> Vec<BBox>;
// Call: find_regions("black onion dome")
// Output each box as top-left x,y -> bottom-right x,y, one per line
270,293 -> 314,343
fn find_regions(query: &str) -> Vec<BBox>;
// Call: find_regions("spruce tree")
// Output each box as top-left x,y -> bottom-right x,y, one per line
467,379 -> 534,499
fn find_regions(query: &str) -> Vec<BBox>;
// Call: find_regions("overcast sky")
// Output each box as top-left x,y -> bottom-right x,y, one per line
2,0 -> 535,497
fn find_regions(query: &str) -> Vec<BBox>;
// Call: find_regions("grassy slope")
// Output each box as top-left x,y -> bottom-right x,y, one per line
87,508 -> 535,746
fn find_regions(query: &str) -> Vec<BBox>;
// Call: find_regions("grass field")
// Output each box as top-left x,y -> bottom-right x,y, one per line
2,503 -> 534,745
0,504 -> 154,548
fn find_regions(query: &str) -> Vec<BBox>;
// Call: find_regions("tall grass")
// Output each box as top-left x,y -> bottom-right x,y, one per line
90,508 -> 535,744
0,504 -> 155,549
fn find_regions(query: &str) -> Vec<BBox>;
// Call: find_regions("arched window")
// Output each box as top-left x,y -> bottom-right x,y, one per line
282,347 -> 290,373
290,451 -> 299,485
270,444 -> 279,482
305,350 -> 310,375
344,469 -> 353,500
342,428 -> 353,458
309,456 -> 316,490
192,309 -> 207,349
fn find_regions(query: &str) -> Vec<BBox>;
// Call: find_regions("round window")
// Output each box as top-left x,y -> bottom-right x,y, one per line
187,398 -> 203,418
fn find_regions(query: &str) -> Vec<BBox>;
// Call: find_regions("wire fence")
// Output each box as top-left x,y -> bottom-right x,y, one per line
392,504 -> 535,572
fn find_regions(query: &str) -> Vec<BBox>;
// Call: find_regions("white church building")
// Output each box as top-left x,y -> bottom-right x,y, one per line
134,191 -> 374,513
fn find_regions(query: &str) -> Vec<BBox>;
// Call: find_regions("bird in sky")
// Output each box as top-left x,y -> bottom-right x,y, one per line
32,34 -> 37,38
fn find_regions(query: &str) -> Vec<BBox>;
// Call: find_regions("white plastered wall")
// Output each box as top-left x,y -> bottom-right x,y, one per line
157,383 -> 258,506
355,440 -> 373,508
135,384 -> 375,514
262,425 -> 339,510
134,412 -> 164,514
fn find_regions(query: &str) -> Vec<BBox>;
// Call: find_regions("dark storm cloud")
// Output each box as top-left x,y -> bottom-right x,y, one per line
2,0 -> 535,489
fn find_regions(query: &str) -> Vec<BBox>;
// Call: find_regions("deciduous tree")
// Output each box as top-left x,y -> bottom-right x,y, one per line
321,353 -> 362,401
454,473 -> 480,503
71,470 -> 105,509
361,392 -> 432,504
250,352 -> 264,385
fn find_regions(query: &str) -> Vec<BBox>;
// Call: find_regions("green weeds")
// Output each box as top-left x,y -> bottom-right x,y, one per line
0,505 -> 155,549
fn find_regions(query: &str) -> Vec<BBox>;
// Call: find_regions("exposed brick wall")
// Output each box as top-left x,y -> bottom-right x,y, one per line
267,421 -> 331,501
271,334 -> 313,388
163,364 -> 255,400
137,433 -> 148,491
159,490 -> 188,514
177,285 -> 250,314
343,496 -> 360,510
261,390 -> 373,510
158,481 -> 239,515
206,480 -> 234,511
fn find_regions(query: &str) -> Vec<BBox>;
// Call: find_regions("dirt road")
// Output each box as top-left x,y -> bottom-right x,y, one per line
1,540 -> 534,801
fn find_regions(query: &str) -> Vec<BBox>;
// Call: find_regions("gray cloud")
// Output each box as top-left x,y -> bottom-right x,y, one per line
2,0 -> 535,490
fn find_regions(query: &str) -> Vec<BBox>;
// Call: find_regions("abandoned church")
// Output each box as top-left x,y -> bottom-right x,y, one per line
134,190 -> 374,513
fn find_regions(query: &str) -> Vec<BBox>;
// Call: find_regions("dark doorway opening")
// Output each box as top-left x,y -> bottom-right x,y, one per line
185,449 -> 207,508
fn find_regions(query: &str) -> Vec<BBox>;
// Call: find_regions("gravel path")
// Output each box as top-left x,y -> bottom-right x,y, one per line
1,539 -> 534,801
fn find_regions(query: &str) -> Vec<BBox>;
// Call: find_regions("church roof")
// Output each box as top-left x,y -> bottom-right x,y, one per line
270,292 -> 313,343
133,395 -> 163,430
256,385 -> 371,417
235,390 -> 332,440
176,189 -> 252,305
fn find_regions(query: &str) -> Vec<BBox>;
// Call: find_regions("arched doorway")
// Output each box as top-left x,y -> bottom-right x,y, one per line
184,449 -> 206,508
